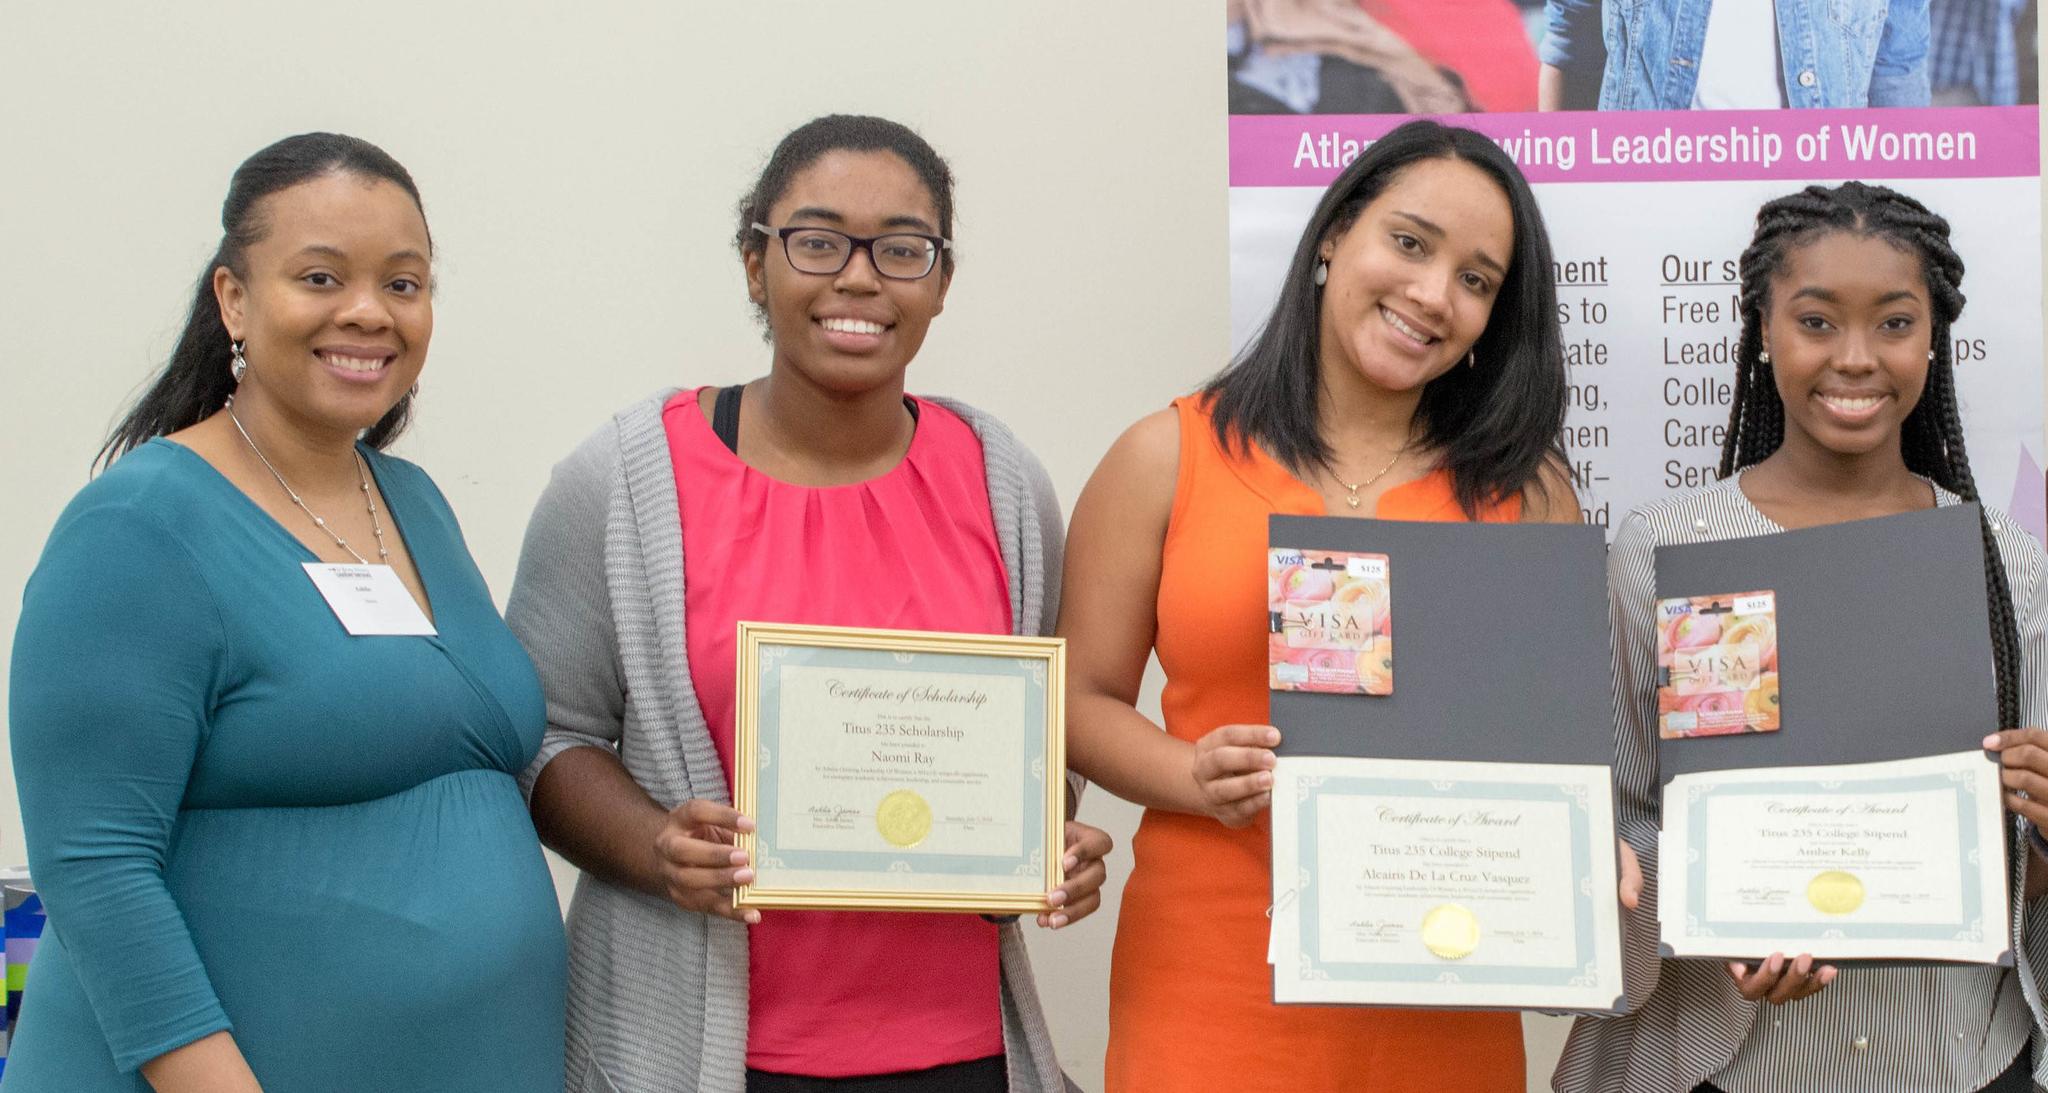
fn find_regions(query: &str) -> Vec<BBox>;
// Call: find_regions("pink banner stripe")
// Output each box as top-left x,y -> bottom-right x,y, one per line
1230,107 -> 2039,187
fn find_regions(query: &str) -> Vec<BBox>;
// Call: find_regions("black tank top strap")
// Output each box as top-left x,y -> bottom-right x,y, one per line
712,384 -> 744,454
712,384 -> 919,455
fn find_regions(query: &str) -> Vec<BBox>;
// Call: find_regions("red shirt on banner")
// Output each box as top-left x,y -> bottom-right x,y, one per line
1361,0 -> 1539,113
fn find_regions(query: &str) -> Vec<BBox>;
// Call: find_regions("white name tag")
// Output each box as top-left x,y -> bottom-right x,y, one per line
302,563 -> 437,636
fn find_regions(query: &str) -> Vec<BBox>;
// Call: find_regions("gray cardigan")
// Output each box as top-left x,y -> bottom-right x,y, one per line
507,390 -> 1074,1093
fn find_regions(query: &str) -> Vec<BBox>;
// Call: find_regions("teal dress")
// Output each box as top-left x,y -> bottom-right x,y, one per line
5,439 -> 566,1091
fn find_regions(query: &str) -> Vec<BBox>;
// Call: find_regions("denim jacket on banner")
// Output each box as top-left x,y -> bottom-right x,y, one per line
1542,0 -> 1931,109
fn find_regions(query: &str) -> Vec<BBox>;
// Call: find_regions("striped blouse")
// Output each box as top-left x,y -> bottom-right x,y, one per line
1553,473 -> 2048,1093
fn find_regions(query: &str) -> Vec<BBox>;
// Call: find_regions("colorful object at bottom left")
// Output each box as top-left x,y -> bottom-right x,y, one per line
0,867 -> 45,1083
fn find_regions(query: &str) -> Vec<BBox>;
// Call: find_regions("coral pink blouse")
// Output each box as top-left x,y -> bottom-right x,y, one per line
663,388 -> 1009,1077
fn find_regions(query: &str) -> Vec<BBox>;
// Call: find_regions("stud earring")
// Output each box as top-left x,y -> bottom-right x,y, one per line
1759,349 -> 1771,364
1466,349 -> 1477,369
230,340 -> 249,383
1927,349 -> 1936,361
1313,261 -> 1328,287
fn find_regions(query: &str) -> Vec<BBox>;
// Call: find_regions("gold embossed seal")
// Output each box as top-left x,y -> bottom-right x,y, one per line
876,789 -> 933,848
1420,903 -> 1481,960
1806,870 -> 1865,915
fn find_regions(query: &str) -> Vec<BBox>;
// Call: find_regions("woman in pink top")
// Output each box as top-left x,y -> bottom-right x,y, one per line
508,115 -> 1111,1093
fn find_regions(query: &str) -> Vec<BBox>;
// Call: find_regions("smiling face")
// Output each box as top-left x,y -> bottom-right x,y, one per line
215,171 -> 432,439
1763,230 -> 1932,462
744,149 -> 949,395
1315,156 -> 1513,397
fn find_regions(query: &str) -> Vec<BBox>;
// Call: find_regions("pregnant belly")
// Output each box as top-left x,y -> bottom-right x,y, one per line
164,769 -> 566,1089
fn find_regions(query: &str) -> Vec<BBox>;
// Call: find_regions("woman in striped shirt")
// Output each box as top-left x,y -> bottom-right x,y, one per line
1556,181 -> 2048,1093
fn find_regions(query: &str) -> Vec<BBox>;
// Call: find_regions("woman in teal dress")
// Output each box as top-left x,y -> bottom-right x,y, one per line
5,133 -> 566,1092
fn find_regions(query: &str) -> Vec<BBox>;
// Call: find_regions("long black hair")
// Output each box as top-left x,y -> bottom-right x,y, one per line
1205,119 -> 1569,517
734,113 -> 957,316
97,132 -> 429,469
1719,181 -> 2019,728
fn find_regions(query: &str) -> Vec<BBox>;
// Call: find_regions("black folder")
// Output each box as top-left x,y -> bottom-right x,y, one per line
1652,503 -> 1997,780
1266,515 -> 1629,1011
1268,515 -> 1614,763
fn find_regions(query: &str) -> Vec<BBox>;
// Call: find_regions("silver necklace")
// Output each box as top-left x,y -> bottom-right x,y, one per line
1333,446 -> 1406,509
227,407 -> 389,564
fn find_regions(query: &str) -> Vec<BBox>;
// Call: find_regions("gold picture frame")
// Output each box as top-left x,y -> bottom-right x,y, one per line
733,621 -> 1067,914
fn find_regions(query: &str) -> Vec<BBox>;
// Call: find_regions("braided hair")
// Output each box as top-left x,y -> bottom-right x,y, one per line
1718,181 -> 2020,729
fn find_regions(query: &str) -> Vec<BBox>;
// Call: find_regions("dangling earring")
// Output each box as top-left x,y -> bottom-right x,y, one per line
1465,349 -> 1477,369
230,340 -> 249,383
1313,261 -> 1328,287
409,382 -> 420,400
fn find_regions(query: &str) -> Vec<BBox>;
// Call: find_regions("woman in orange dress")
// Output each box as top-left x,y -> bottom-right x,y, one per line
1060,120 -> 1624,1091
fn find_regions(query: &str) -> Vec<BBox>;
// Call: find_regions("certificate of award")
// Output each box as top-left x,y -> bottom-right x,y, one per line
1658,750 -> 2009,964
732,622 -> 1065,914
1269,756 -> 1625,1011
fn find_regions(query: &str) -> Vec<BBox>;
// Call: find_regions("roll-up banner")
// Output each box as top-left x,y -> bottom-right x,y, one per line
1226,0 -> 2045,539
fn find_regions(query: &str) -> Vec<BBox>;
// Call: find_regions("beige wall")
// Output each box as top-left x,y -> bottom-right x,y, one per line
5,4 -> 2040,1090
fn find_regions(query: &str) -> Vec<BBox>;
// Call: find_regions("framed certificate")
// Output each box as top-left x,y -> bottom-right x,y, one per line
1269,756 -> 1626,1012
732,622 -> 1065,914
1658,750 -> 2010,964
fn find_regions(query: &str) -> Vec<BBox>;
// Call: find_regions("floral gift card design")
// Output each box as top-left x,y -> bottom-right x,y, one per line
1656,590 -> 1779,739
1268,547 -> 1391,695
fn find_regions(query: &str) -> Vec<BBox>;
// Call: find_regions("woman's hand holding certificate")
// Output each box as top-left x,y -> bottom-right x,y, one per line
1040,821 -> 1115,930
1985,727 -> 2048,826
1982,728 -> 2048,902
1726,953 -> 1838,1004
655,799 -> 761,925
1617,839 -> 1642,911
1191,724 -> 1282,828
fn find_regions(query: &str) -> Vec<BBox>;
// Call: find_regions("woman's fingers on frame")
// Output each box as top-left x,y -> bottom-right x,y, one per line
1060,890 -> 1103,924
1728,954 -> 1782,1000
1062,858 -> 1108,897
1214,792 -> 1271,828
2001,765 -> 2048,797
1986,728 -> 2048,758
1204,745 -> 1279,777
1039,885 -> 1105,930
1766,954 -> 1815,1004
2004,792 -> 2048,825
667,863 -> 752,892
675,797 -> 752,834
1617,840 -> 1643,910
1204,771 -> 1276,805
1784,960 -> 1836,1002
658,833 -> 749,869
1061,822 -> 1113,870
1212,723 -> 1282,749
666,878 -> 742,919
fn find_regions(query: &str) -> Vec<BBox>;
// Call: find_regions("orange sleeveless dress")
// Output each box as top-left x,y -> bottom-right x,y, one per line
1104,396 -> 1526,1092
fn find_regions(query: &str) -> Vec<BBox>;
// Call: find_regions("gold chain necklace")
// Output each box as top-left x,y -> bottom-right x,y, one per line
1334,446 -> 1405,509
227,406 -> 389,564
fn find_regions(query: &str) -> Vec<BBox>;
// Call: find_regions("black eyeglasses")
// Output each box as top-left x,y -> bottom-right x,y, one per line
752,222 -> 951,280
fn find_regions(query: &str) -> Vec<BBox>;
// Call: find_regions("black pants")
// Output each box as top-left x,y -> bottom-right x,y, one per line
747,1055 -> 1006,1093
1693,1044 -> 2031,1093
